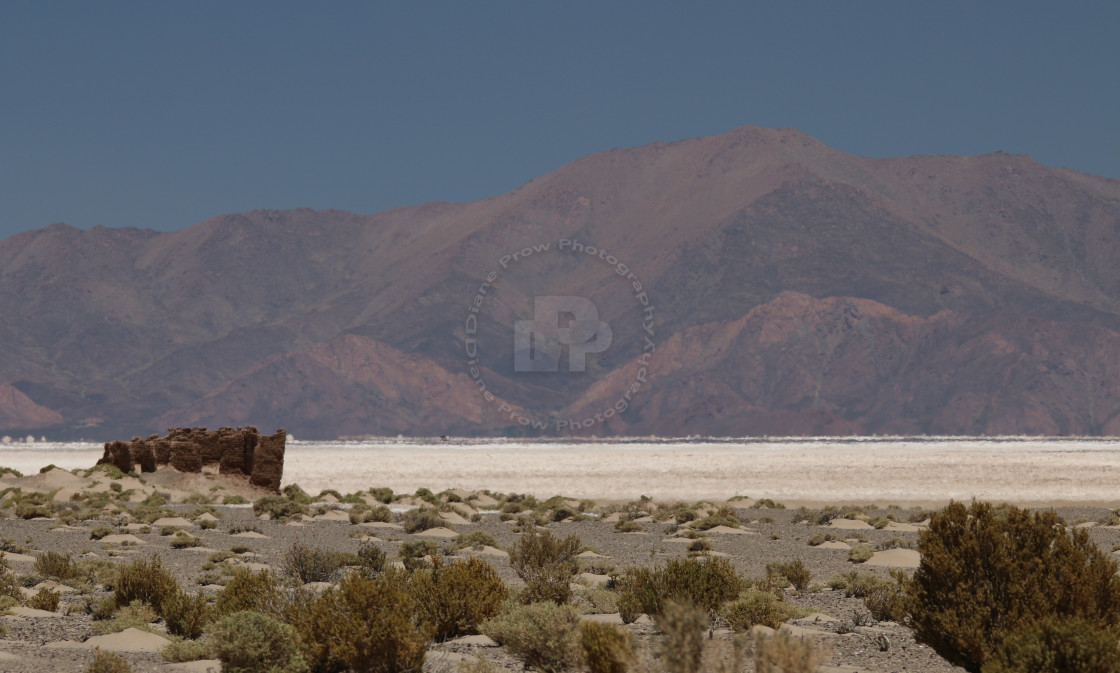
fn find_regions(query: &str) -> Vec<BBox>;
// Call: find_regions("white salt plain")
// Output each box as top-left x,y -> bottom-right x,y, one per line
2,437 -> 1118,506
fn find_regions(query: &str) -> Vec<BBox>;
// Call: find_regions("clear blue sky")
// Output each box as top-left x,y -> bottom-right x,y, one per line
2,1 -> 1117,240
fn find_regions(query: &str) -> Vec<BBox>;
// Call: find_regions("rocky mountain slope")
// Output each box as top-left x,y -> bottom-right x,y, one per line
2,126 -> 1119,438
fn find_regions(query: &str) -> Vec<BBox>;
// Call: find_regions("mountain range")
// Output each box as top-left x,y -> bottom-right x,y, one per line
2,125 -> 1120,439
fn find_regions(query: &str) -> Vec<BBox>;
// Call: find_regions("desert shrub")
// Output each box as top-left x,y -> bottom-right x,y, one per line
481,601 -> 583,673
90,526 -> 114,541
401,507 -> 444,533
410,557 -> 509,640
35,550 -> 76,580
509,529 -> 581,604
253,495 -> 309,523
214,568 -> 282,618
807,533 -> 837,546
289,573 -> 427,673
864,570 -> 910,623
693,506 -> 741,530
282,543 -> 344,583
113,554 -> 179,612
85,649 -> 132,673
0,555 -> 22,602
722,588 -> 801,631
616,557 -> 741,619
199,519 -> 217,530
399,539 -> 438,570
212,610 -> 307,673
908,501 -> 1120,672
688,538 -> 713,554
827,571 -> 889,598
455,531 -> 498,550
170,533 -> 200,549
349,504 -> 393,524
161,589 -> 211,639
869,516 -> 890,529
356,542 -> 386,578
754,630 -> 831,673
580,621 -> 634,673
614,520 -> 643,533
230,545 -> 251,554
981,614 -> 1120,673
848,544 -> 874,563
15,492 -> 54,519
369,487 -> 394,503
751,499 -> 785,510
28,587 -> 60,612
161,638 -> 214,662
222,495 -> 249,505
656,600 -> 708,673
768,559 -> 811,591
95,600 -> 158,634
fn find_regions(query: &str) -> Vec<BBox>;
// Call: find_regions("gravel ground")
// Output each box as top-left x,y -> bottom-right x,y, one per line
3,473 -> 1119,673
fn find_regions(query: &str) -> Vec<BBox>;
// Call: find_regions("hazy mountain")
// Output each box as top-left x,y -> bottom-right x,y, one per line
3,126 -> 1119,439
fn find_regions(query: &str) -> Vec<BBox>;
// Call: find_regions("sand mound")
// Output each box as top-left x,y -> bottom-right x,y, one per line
829,519 -> 873,529
313,509 -> 350,522
17,467 -> 91,493
414,527 -> 457,538
439,511 -> 472,525
884,522 -> 921,532
231,531 -> 268,538
152,517 -> 195,527
359,521 -> 403,530
579,573 -> 611,586
577,550 -> 610,559
814,541 -> 851,550
460,545 -> 508,557
865,548 -> 921,568
166,661 -> 223,673
9,606 -> 57,617
705,525 -> 753,535
85,627 -> 172,652
100,534 -> 144,545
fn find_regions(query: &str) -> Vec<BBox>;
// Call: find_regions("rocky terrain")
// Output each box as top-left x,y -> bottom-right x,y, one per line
2,125 -> 1120,439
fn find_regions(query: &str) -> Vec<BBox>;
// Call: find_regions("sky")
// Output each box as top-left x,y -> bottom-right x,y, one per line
2,1 -> 1118,240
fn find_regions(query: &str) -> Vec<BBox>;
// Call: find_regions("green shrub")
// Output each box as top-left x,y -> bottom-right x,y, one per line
212,610 -> 308,673
253,495 -> 309,523
222,495 -> 249,505
349,504 -> 393,524
455,531 -> 499,550
509,529 -> 581,604
863,570 -> 910,623
399,539 -> 438,570
161,589 -> 211,639
981,614 -> 1120,673
848,544 -> 874,563
481,601 -> 583,673
28,587 -> 60,612
199,519 -> 217,530
401,507 -> 444,533
84,649 -> 132,673
170,533 -> 200,549
656,600 -> 707,673
90,526 -> 114,541
214,568 -> 282,618
289,573 -> 427,673
722,588 -> 801,631
282,543 -> 343,583
410,557 -> 509,640
113,554 -> 180,612
161,638 -> 214,662
357,542 -> 387,578
94,600 -> 157,634
768,559 -> 811,591
615,557 -> 742,619
908,501 -> 1120,672
693,506 -> 741,530
0,554 -> 22,602
35,551 -> 77,580
614,520 -> 643,533
369,487 -> 394,504
580,621 -> 634,673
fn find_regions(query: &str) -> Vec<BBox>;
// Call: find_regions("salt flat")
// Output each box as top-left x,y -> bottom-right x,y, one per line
6,438 -> 1114,505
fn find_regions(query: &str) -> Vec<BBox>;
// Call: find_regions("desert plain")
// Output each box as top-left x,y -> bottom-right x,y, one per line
0,437 -> 1118,673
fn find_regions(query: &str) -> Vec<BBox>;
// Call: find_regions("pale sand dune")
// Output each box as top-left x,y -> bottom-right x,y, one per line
3,438 -> 1119,505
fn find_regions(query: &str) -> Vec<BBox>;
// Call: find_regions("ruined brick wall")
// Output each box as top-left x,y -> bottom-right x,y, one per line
97,426 -> 285,492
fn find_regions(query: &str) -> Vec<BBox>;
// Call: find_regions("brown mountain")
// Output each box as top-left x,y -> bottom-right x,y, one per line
2,126 -> 1119,439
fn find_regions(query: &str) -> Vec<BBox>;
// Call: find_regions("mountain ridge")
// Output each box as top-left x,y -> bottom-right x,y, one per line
2,125 -> 1119,439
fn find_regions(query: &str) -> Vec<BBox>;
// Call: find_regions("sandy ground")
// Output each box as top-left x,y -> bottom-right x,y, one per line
3,438 -> 1119,506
